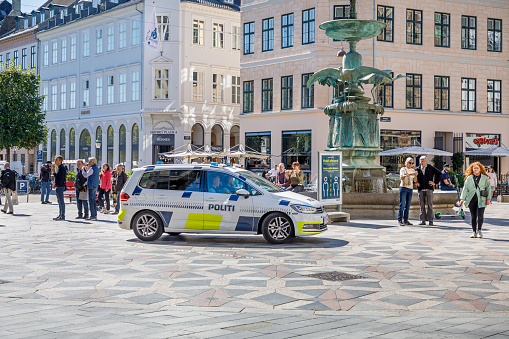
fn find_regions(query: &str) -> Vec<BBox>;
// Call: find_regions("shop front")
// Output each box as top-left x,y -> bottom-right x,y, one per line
380,129 -> 421,173
465,133 -> 501,172
152,132 -> 175,164
245,132 -> 271,174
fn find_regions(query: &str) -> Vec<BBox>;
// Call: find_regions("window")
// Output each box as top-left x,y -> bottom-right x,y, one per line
43,44 -> 49,66
0,55 -> 2,67
70,35 -> 76,60
30,46 -> 36,68
213,23 -> 224,48
302,8 -> 315,44
301,73 -> 314,108
60,83 -> 66,110
61,39 -> 67,62
13,50 -> 18,66
96,29 -> 103,54
375,72 -> 393,108
380,130 -> 421,172
245,132 -> 271,171
461,78 -> 476,112
21,48 -> 26,69
96,77 -> 103,106
40,11 -> 45,21
154,69 -> 169,99
119,23 -> 127,49
434,76 -> 449,110
281,75 -> 293,110
377,5 -> 394,42
83,32 -> 90,57
107,75 -> 114,104
6,52 -> 9,64
262,18 -> 274,52
262,78 -> 273,112
83,79 -> 89,107
406,74 -> 422,109
231,76 -> 240,104
232,26 -> 241,50
488,19 -> 502,52
32,15 -> 36,26
282,130 -> 312,177
243,80 -> 254,113
51,42 -> 57,64
119,73 -> 126,103
462,16 -> 476,50
107,26 -> 114,51
434,12 -> 450,47
132,70 -> 140,101
334,5 -> 350,19
51,85 -> 57,111
212,73 -> 223,103
70,81 -> 76,109
193,20 -> 204,45
139,171 -> 158,189
243,22 -> 254,54
170,170 -> 202,191
282,13 -> 294,48
192,71 -> 204,101
42,86 -> 48,111
157,15 -> 170,41
132,20 -> 140,45
207,172 -> 244,194
487,80 -> 501,113
406,9 -> 422,45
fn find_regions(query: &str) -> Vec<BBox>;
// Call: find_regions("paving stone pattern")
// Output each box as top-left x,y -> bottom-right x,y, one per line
1,199 -> 509,337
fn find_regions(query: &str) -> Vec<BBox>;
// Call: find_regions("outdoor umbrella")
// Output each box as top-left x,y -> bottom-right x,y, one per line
464,146 -> 509,157
379,146 -> 453,157
218,144 -> 270,160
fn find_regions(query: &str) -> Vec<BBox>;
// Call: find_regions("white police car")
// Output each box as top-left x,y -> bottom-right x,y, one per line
117,164 -> 328,244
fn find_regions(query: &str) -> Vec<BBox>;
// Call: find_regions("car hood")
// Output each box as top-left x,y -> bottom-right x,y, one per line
271,191 -> 322,207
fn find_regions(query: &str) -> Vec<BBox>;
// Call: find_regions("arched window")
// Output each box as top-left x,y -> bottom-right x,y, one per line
211,124 -> 223,151
107,125 -> 114,166
50,130 -> 57,161
59,129 -> 66,159
230,125 -> 240,149
95,126 -> 102,163
119,125 -> 126,165
191,123 -> 204,148
69,128 -> 75,160
131,124 -> 139,169
79,129 -> 91,160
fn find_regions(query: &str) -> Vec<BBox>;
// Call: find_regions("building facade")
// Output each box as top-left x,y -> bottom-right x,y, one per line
240,0 -> 509,181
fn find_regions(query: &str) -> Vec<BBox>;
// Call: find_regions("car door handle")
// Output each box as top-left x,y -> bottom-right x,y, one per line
206,197 -> 216,201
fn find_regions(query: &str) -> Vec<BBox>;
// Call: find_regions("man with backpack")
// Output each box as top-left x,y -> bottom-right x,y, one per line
1,162 -> 16,214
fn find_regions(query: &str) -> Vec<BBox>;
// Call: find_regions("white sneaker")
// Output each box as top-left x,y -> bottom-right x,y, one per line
478,230 -> 483,238
104,210 -> 109,214
470,232 -> 477,238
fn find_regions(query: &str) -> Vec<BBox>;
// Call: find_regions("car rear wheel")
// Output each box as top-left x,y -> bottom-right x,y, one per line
262,212 -> 294,244
133,211 -> 163,241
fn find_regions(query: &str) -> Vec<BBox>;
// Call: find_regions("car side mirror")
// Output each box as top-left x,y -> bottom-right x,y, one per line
236,189 -> 250,199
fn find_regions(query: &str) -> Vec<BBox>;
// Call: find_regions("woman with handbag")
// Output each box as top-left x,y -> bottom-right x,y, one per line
286,162 -> 305,193
460,162 -> 491,238
398,157 -> 417,226
74,160 -> 89,219
97,163 -> 112,214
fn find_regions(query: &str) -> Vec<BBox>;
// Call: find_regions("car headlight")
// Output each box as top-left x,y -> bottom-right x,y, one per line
291,204 -> 319,214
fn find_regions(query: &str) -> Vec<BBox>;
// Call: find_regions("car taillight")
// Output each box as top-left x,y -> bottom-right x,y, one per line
120,193 -> 130,201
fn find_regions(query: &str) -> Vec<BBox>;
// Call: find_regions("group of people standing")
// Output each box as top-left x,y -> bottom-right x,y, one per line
398,155 -> 493,238
265,162 -> 305,192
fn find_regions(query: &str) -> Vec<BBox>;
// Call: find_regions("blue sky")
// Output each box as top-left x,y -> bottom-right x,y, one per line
21,0 -> 46,13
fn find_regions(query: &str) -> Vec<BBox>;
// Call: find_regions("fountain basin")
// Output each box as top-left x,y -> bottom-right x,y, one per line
320,20 -> 386,42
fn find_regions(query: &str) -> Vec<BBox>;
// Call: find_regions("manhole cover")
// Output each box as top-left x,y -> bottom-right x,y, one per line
306,271 -> 366,281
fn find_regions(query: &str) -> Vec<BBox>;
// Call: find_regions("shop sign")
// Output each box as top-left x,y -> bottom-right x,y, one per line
466,133 -> 500,150
380,117 -> 391,122
152,133 -> 175,146
184,135 -> 191,140
150,129 -> 176,134
318,151 -> 342,203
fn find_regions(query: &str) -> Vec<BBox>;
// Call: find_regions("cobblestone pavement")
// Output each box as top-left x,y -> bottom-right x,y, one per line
1,198 -> 509,337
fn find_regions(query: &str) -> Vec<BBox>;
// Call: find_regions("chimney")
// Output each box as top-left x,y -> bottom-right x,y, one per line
9,0 -> 21,17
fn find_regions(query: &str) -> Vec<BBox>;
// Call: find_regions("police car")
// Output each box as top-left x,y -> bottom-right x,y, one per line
117,164 -> 328,244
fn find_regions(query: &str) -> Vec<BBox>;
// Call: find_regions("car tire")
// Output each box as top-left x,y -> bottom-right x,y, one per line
262,212 -> 294,244
167,232 -> 181,236
132,211 -> 163,241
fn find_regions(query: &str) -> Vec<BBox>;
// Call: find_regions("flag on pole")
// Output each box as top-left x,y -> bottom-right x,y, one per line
145,2 -> 159,49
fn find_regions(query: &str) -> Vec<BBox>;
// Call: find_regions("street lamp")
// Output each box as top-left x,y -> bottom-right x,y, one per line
95,136 -> 102,150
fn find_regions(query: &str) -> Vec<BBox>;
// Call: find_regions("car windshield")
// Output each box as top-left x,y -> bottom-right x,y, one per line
237,170 -> 283,193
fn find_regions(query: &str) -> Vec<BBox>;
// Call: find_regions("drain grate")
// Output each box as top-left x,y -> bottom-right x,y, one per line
306,271 -> 367,282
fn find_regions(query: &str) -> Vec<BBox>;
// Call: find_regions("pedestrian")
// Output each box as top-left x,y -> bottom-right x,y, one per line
276,163 -> 290,189
1,162 -> 16,214
286,162 -> 305,193
460,162 -> 491,238
486,166 -> 497,203
83,157 -> 99,220
113,164 -> 128,215
74,159 -> 89,219
268,164 -> 278,183
52,155 -> 67,221
439,164 -> 457,191
97,163 -> 112,214
204,156 -> 213,164
398,157 -> 417,226
40,161 -> 52,204
415,156 -> 442,226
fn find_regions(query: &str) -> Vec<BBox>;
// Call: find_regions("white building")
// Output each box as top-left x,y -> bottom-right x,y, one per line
37,0 -> 241,171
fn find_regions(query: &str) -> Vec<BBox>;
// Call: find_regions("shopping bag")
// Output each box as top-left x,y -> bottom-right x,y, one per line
11,191 -> 19,205
79,191 -> 88,200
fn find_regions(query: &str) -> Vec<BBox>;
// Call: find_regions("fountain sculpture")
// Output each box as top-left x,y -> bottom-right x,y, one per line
308,0 -> 404,193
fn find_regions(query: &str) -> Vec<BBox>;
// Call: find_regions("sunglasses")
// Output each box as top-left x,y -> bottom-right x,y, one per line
408,162 -> 414,164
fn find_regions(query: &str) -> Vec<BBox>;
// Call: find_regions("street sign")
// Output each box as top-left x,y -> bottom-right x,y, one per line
317,152 -> 342,203
37,150 -> 43,163
380,117 -> 391,122
17,180 -> 29,195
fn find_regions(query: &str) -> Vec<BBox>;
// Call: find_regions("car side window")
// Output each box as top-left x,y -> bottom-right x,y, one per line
206,171 -> 244,194
156,170 -> 170,190
139,171 -> 158,189
170,170 -> 202,191
246,184 -> 261,196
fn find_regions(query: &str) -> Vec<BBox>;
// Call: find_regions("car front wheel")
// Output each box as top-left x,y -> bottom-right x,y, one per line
262,212 -> 294,244
133,211 -> 163,241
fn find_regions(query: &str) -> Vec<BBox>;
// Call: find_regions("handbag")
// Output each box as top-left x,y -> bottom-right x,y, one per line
79,187 -> 88,201
473,176 -> 489,197
11,190 -> 19,205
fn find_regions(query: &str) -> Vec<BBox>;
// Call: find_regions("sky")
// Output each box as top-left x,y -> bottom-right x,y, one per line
21,0 -> 46,13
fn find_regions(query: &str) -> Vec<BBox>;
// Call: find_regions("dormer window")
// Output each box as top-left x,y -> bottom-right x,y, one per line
24,17 -> 28,28
224,0 -> 233,3
32,15 -> 36,26
49,9 -> 54,17
41,11 -> 45,21
60,11 -> 64,19
92,0 -> 99,8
